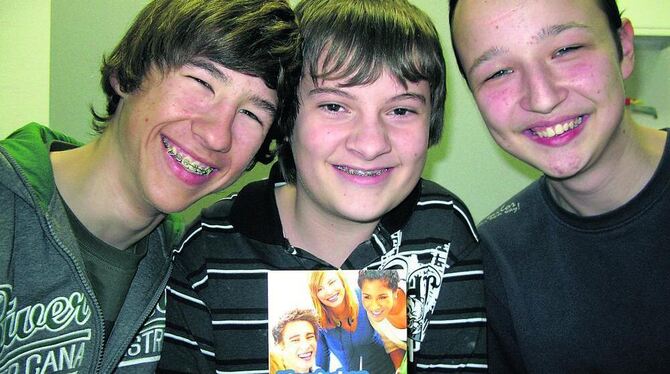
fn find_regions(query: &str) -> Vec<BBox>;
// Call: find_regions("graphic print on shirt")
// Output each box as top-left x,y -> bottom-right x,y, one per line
0,285 -> 92,373
376,230 -> 451,353
118,290 -> 167,369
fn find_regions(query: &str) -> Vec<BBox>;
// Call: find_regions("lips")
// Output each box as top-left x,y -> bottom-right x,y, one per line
298,351 -> 313,360
161,136 -> 216,176
326,293 -> 340,303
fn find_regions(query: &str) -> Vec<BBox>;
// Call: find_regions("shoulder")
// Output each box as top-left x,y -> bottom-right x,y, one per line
478,179 -> 544,231
418,179 -> 475,222
477,180 -> 546,256
172,178 -> 276,266
411,179 -> 478,242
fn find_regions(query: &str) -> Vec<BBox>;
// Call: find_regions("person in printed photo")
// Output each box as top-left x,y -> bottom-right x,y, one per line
308,270 -> 393,372
270,308 -> 320,374
358,269 -> 408,370
160,0 -> 485,372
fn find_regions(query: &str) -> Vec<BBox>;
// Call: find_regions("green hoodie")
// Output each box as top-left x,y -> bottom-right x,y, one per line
0,123 -> 182,372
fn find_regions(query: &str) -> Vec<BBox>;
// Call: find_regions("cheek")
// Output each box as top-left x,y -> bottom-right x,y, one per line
478,86 -> 516,126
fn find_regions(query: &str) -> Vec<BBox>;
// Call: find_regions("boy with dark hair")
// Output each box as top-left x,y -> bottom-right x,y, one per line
0,0 -> 300,371
161,0 -> 486,372
449,0 -> 670,372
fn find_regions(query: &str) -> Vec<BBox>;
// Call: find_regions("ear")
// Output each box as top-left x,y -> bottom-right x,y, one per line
110,74 -> 127,98
618,18 -> 635,79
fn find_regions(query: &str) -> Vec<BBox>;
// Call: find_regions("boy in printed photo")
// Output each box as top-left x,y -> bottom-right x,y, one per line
271,309 -> 320,374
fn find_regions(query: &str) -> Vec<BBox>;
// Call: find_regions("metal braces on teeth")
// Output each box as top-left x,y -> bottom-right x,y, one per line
336,165 -> 387,177
162,137 -> 214,176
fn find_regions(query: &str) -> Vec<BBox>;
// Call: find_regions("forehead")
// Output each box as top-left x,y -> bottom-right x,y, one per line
452,0 -> 608,56
283,320 -> 314,337
319,272 -> 340,284
361,278 -> 391,291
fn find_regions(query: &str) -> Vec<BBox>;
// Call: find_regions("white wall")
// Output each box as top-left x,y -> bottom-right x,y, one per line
0,0 -> 51,138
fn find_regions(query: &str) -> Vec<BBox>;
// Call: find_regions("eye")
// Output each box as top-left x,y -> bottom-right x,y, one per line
485,68 -> 513,82
553,45 -> 582,58
188,76 -> 214,93
321,103 -> 345,113
238,109 -> 264,126
390,107 -> 415,116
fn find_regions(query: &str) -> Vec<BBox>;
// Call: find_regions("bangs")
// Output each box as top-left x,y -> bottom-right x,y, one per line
301,2 -> 442,88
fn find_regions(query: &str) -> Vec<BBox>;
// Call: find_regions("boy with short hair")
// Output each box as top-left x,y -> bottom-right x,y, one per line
270,309 -> 320,374
449,0 -> 670,372
161,0 -> 485,372
0,0 -> 300,371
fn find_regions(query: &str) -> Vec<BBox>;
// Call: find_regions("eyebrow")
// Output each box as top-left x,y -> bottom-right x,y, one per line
309,87 -> 354,99
189,59 -> 230,84
190,59 -> 277,117
309,87 -> 427,105
250,95 -> 277,118
467,22 -> 589,77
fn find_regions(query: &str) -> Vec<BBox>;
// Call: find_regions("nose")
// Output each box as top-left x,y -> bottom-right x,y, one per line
520,64 -> 567,114
191,106 -> 236,152
345,114 -> 392,160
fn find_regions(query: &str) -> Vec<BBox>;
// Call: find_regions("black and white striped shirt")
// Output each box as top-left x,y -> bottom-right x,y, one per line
159,170 -> 486,373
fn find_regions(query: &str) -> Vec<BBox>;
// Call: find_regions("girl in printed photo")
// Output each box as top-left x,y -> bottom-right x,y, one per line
308,270 -> 394,373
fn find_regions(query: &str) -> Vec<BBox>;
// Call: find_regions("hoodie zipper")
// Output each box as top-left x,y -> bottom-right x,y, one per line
45,215 -> 106,373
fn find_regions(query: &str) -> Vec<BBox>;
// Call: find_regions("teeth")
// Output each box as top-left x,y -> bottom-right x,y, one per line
162,137 -> 214,176
335,165 -> 389,177
534,116 -> 583,138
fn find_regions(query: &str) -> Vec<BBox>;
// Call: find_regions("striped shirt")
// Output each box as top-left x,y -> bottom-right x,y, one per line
159,172 -> 486,373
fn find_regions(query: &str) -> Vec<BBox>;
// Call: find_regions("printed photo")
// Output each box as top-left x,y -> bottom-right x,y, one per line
268,269 -> 407,374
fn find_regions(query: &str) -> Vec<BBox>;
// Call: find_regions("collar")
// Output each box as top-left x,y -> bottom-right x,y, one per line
230,162 -> 421,245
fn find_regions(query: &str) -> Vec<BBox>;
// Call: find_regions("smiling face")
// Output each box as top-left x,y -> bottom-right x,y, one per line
316,272 -> 346,309
112,60 -> 276,213
279,320 -> 317,373
291,70 -> 430,225
451,0 -> 634,180
361,279 -> 397,323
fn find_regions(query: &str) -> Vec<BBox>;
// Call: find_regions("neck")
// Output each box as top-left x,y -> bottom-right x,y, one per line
547,118 -> 666,216
275,184 -> 378,267
51,129 -> 164,250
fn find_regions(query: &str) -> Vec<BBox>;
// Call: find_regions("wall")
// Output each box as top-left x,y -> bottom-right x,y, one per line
0,0 -> 51,139
49,0 -> 150,142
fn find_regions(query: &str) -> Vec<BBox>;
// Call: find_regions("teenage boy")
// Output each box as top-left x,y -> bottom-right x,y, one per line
270,309 -> 320,374
449,0 -> 670,372
0,0 -> 300,371
160,0 -> 486,372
